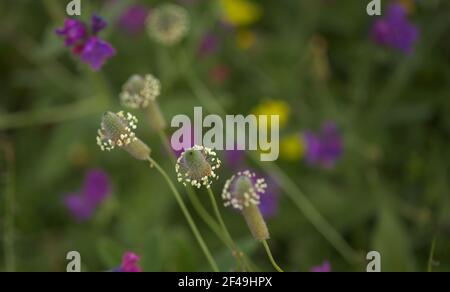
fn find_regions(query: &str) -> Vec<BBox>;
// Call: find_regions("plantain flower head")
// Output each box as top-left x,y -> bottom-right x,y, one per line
146,4 -> 190,45
97,111 -> 150,160
120,74 -> 161,109
175,145 -> 221,188
222,170 -> 269,241
222,170 -> 266,210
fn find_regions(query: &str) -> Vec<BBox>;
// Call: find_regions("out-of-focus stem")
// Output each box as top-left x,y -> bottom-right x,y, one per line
154,125 -> 253,271
0,98 -> 107,130
207,187 -> 250,271
147,156 -> 219,272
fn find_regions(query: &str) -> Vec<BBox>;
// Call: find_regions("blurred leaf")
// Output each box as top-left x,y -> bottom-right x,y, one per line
141,229 -> 162,272
96,238 -> 123,269
372,206 -> 416,272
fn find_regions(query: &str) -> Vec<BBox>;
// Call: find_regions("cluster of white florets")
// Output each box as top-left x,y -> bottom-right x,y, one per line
175,145 -> 221,189
96,111 -> 138,151
120,74 -> 161,109
146,4 -> 190,45
222,170 -> 267,210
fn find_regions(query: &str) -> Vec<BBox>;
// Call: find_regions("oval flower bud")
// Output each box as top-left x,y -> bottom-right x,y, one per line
175,145 -> 221,188
97,111 -> 151,160
146,4 -> 190,46
222,170 -> 269,241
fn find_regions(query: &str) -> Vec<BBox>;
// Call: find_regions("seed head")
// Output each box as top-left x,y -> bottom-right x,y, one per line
175,145 -> 221,188
97,111 -> 150,160
222,170 -> 267,210
222,171 -> 269,241
146,4 -> 190,45
120,74 -> 161,109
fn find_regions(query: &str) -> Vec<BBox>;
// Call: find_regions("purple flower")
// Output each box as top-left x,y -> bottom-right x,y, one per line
258,175 -> 280,219
81,169 -> 111,205
114,251 -> 142,272
63,169 -> 111,222
225,149 -> 246,171
64,194 -> 94,221
370,3 -> 419,54
198,32 -> 220,57
80,37 -> 116,71
56,15 -> 116,71
55,19 -> 87,46
92,14 -> 107,34
303,122 -> 343,168
117,5 -> 149,35
310,261 -> 331,272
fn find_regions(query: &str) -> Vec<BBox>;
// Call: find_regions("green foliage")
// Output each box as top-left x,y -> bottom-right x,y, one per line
0,0 -> 449,272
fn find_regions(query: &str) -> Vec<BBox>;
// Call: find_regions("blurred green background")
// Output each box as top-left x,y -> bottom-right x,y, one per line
0,0 -> 449,272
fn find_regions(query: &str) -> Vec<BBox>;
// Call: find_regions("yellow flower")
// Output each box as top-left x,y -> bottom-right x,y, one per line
236,29 -> 256,50
252,99 -> 290,129
280,134 -> 304,161
221,0 -> 262,27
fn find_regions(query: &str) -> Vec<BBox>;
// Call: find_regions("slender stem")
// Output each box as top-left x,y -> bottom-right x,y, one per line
155,127 -> 254,271
2,141 -> 16,272
207,187 -> 249,271
259,161 -> 360,264
155,128 -> 226,241
206,188 -> 232,244
147,156 -> 219,272
427,235 -> 437,272
262,240 -> 283,272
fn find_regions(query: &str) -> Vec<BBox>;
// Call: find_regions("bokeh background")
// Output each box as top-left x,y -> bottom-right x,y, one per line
1,0 -> 449,272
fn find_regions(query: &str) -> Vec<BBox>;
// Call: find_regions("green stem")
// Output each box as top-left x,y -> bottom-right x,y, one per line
258,161 -> 360,264
155,127 -> 253,271
206,188 -> 233,244
147,156 -> 219,272
207,187 -> 249,271
155,128 -> 225,240
262,240 -> 283,272
427,235 -> 437,272
0,97 -> 107,130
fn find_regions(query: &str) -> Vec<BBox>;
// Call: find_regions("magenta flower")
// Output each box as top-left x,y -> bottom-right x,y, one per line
55,19 -> 87,46
198,32 -> 220,57
303,122 -> 343,168
80,37 -> 116,71
114,251 -> 142,272
310,261 -> 331,272
56,14 -> 115,70
117,4 -> 149,35
370,3 -> 419,54
63,169 -> 111,222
